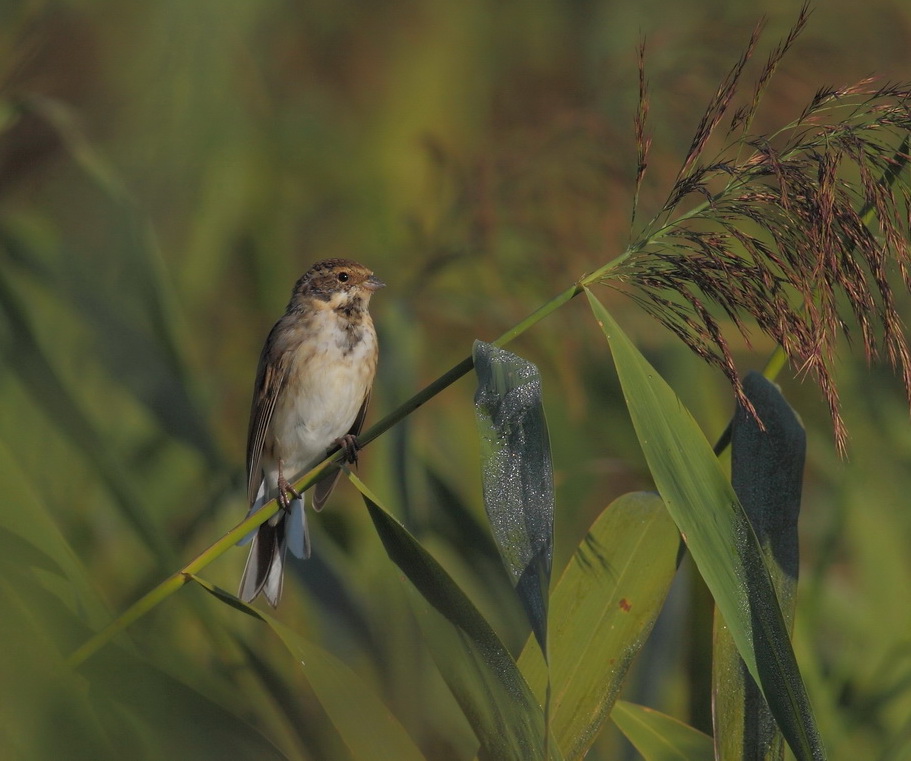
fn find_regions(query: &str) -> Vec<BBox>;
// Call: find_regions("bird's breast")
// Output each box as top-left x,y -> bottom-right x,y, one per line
268,310 -> 377,474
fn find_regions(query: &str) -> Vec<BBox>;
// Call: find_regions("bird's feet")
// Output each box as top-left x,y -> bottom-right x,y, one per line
277,474 -> 302,512
331,433 -> 361,465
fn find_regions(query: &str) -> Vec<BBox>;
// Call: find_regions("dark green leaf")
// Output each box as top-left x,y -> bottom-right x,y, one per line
473,340 -> 554,654
0,558 -> 285,761
83,645 -> 292,761
713,371 -> 806,761
352,475 -> 561,761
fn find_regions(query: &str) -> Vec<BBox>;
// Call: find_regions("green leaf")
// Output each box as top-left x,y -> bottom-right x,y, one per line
612,700 -> 714,761
713,371 -> 806,761
0,263 -> 176,568
473,340 -> 554,654
8,96 -> 217,464
0,436 -> 111,630
0,562 -> 286,761
192,577 -> 427,761
82,645 -> 293,761
349,473 -> 561,761
0,577 -> 131,761
518,492 -> 680,761
585,289 -> 825,761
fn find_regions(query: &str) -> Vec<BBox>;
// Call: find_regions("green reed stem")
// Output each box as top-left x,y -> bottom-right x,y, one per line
65,270 -> 608,667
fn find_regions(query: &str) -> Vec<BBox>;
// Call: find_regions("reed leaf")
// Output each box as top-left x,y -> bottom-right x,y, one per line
191,577 -> 427,761
518,492 -> 680,761
612,701 -> 714,761
473,340 -> 554,656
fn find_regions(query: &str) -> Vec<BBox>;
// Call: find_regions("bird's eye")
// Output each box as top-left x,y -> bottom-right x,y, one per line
337,272 -> 349,283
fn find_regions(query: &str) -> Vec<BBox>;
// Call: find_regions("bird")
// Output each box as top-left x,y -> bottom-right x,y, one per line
238,258 -> 383,606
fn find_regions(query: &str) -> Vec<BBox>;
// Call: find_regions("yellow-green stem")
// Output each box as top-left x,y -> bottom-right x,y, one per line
65,267 -> 613,668
66,488 -> 297,667
762,344 -> 789,383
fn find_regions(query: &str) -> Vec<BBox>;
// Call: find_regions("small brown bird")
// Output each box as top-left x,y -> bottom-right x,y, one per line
238,258 -> 383,606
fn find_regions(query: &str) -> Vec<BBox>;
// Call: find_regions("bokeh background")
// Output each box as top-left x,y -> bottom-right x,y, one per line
2,1 -> 911,759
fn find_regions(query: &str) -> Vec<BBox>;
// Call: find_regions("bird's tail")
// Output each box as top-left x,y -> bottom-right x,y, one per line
238,495 -> 310,607
238,518 -> 286,607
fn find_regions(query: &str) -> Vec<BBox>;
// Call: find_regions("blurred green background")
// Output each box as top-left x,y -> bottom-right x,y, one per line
2,1 -> 911,759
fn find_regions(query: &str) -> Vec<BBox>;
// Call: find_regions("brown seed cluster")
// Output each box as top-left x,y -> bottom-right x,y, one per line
617,2 -> 911,452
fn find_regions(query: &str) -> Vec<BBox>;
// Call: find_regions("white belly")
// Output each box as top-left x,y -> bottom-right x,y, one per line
264,312 -> 376,488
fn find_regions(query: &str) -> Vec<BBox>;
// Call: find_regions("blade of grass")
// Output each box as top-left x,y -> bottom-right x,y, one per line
0,264 -> 176,567
612,700 -> 714,761
190,577 -> 427,761
347,471 -> 562,761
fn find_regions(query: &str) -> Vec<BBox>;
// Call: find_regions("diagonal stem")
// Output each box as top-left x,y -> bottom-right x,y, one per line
66,271 -> 605,668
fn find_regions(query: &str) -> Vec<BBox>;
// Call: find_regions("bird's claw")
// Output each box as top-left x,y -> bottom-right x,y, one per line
277,476 -> 302,511
332,434 -> 361,465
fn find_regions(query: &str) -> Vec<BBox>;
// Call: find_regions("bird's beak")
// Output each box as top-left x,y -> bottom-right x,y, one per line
365,274 -> 385,291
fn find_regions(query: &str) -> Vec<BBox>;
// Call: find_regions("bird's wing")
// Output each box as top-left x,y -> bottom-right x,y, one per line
246,326 -> 293,506
312,391 -> 371,512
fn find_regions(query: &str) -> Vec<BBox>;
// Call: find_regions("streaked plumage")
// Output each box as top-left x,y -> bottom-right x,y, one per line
238,259 -> 382,606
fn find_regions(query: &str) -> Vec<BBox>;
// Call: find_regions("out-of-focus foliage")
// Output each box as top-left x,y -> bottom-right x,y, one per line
2,1 -> 911,759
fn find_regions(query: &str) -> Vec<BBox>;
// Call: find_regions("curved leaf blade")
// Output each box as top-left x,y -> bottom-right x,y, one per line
612,700 -> 714,761
0,437 -> 111,630
518,492 -> 680,760
349,473 -> 561,761
473,340 -> 554,654
585,289 -> 824,761
0,264 -> 176,567
191,578 -> 427,761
